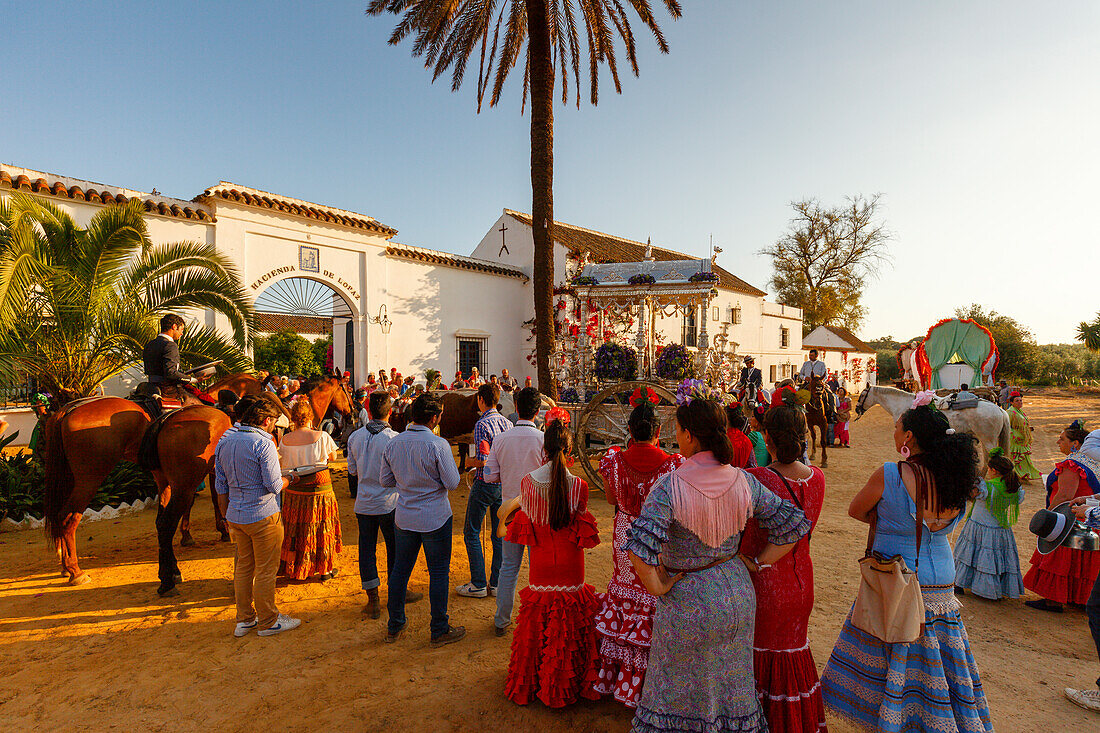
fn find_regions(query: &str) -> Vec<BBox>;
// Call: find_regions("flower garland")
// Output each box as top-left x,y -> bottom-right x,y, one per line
655,343 -> 695,381
594,343 -> 638,381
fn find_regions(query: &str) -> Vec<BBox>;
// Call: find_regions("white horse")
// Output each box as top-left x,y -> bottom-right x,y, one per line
855,385 -> 1011,453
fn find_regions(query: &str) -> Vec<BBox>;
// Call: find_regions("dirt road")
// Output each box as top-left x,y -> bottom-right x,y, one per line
1,389 -> 1097,731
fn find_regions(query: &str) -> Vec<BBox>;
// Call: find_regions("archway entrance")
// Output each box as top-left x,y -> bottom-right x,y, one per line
255,277 -> 357,377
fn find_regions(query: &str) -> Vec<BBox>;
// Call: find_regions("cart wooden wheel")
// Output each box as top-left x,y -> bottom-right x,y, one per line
573,380 -> 678,492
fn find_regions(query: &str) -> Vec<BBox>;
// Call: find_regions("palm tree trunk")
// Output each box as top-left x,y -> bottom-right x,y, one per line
527,0 -> 557,400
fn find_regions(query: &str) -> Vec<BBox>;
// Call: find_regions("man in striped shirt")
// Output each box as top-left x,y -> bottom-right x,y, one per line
456,383 -> 513,598
380,393 -> 465,647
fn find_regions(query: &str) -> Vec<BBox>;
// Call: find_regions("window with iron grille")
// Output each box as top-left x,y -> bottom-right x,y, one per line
682,307 -> 698,348
457,337 -> 488,377
726,305 -> 742,324
780,327 -> 790,348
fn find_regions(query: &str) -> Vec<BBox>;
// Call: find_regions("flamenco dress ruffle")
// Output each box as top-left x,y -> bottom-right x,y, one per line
504,511 -> 602,708
822,587 -> 993,733
593,511 -> 656,707
279,468 -> 342,579
953,520 -> 1024,600
1023,461 -> 1100,604
754,643 -> 827,733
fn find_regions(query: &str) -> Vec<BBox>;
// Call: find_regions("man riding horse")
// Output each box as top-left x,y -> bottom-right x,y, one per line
736,355 -> 764,407
142,314 -> 214,412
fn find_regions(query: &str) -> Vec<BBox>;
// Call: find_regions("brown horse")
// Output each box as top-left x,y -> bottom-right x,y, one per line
43,398 -> 232,591
805,374 -> 831,469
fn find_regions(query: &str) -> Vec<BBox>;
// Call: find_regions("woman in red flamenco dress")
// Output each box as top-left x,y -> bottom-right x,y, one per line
1023,420 -> 1100,612
499,419 -> 602,708
744,403 -> 828,733
591,392 -> 683,708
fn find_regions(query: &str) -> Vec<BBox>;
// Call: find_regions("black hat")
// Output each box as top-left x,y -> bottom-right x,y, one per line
1029,502 -> 1077,555
743,355 -> 754,363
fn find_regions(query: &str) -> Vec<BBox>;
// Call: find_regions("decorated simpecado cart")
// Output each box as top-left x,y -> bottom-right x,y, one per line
556,255 -> 735,490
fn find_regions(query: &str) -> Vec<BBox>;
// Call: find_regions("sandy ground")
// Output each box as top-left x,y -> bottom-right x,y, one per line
2,389 -> 1099,731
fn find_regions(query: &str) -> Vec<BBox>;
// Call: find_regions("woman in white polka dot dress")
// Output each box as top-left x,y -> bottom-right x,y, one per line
592,392 -> 684,708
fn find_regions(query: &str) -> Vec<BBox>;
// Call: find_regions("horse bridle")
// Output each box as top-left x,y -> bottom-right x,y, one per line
854,386 -> 871,420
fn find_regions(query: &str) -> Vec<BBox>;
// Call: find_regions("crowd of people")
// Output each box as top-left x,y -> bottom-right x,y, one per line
205,366 -> 1100,730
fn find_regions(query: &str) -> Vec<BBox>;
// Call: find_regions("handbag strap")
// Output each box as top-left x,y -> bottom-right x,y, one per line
900,460 -> 925,574
766,466 -> 809,539
865,462 -> 925,574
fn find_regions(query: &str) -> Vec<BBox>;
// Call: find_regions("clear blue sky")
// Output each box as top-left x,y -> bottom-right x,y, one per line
3,2 -> 1097,344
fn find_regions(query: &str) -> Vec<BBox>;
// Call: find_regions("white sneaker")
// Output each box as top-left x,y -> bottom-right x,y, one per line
1065,688 -> 1100,712
488,585 -> 498,597
455,582 -> 488,598
257,614 -> 302,637
233,618 -> 258,637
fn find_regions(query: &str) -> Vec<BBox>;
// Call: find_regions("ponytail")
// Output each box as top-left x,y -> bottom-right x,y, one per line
988,453 -> 1021,494
901,406 -> 980,512
543,420 -> 574,531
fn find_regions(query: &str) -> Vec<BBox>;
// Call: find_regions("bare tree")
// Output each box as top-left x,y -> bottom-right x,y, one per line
761,194 -> 891,333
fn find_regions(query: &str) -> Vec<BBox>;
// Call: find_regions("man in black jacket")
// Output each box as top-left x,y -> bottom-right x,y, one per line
144,314 -> 195,388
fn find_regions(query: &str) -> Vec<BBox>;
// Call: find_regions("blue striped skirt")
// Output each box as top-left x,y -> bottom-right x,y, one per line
821,584 -> 994,732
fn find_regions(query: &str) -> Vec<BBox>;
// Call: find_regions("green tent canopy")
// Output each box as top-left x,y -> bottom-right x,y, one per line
916,318 -> 999,390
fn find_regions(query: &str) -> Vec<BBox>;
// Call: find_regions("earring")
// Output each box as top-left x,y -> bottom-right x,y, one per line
900,443 -> 911,459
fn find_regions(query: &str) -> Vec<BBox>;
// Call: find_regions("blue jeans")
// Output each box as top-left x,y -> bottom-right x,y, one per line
494,539 -> 527,629
388,517 -> 452,638
1088,566 -> 1100,689
463,479 -> 502,589
826,423 -> 835,445
356,511 -> 395,591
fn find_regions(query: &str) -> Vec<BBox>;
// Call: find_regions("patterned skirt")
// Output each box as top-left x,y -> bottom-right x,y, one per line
821,585 -> 993,733
279,468 -> 342,579
953,520 -> 1024,600
1009,446 -> 1041,481
593,511 -> 657,708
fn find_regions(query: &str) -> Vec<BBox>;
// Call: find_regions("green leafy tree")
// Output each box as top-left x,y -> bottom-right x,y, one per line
762,195 -> 892,334
367,0 -> 682,399
0,193 -> 253,397
954,304 -> 1037,382
1079,312 -> 1100,350
311,335 -> 333,373
254,330 -> 322,377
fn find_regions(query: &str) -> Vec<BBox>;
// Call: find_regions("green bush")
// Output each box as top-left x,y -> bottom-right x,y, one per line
0,433 -> 158,523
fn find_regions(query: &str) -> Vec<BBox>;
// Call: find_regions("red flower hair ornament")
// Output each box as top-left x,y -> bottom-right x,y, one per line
545,406 -> 571,426
629,386 -> 660,408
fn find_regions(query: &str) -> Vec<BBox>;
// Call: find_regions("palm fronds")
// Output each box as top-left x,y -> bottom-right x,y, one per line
0,197 -> 255,398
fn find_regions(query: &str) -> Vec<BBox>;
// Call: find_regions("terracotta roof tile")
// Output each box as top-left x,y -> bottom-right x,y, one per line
504,210 -> 766,297
0,166 -> 215,222
199,182 -> 397,237
386,244 -> 529,281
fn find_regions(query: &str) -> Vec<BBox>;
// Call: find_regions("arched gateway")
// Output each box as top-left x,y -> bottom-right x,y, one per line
255,277 -> 357,376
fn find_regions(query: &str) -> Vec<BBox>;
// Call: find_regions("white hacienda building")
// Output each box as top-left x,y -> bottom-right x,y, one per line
2,163 -> 803,388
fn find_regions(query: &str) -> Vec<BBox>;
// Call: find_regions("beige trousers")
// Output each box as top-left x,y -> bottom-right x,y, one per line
228,514 -> 284,629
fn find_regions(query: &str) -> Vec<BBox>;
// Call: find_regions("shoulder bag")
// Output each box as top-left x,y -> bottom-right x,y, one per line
850,461 -> 926,643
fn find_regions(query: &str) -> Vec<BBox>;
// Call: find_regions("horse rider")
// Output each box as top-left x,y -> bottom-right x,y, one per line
798,349 -> 828,385
143,314 -> 214,408
736,356 -> 763,405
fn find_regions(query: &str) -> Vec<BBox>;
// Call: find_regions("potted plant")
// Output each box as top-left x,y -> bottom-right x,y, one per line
594,343 -> 638,382
655,343 -> 696,381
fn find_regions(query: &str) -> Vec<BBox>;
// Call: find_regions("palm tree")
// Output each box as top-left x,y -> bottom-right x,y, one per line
0,192 -> 255,398
1079,314 -> 1100,351
367,0 -> 682,398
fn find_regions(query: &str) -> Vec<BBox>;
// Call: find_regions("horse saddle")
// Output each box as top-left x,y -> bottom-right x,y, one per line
129,383 -> 183,420
936,394 -> 978,411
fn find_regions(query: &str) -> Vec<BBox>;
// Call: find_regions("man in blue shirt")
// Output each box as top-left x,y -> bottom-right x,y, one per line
456,383 -> 513,598
381,393 -> 465,646
348,391 -> 422,618
214,397 -> 301,638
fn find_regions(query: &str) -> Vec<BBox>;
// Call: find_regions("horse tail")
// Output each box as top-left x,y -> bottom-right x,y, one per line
42,412 -> 74,542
